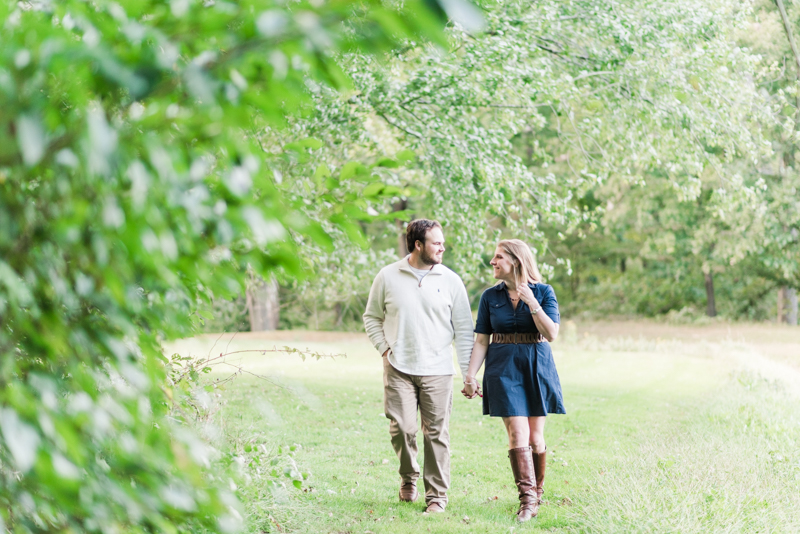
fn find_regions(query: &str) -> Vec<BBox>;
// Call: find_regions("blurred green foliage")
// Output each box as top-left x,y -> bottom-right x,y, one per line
0,0 -> 450,531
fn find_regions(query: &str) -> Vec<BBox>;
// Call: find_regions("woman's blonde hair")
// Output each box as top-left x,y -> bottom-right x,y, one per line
497,239 -> 543,286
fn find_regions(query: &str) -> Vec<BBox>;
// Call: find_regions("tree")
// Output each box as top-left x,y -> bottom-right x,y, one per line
765,0 -> 800,324
0,0 -> 451,530
271,0 -> 781,323
246,273 -> 280,331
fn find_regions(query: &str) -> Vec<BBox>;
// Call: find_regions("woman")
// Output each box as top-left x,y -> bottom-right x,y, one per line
462,239 -> 565,522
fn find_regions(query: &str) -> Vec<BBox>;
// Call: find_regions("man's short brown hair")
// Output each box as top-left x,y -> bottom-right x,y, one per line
406,219 -> 442,253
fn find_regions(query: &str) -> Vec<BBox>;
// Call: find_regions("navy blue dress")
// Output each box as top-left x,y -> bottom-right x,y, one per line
475,282 -> 566,417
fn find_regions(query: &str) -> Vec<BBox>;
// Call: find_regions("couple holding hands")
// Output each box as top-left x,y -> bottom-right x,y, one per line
363,219 -> 565,522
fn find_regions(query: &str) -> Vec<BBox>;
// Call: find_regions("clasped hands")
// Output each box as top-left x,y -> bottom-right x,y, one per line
461,378 -> 481,399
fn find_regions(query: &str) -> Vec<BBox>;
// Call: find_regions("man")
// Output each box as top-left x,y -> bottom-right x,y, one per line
363,219 -> 474,514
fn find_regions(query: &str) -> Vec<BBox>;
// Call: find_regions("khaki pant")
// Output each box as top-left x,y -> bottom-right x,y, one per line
382,356 -> 453,506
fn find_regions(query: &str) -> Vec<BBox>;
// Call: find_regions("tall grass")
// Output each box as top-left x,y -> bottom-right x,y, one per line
567,374 -> 800,533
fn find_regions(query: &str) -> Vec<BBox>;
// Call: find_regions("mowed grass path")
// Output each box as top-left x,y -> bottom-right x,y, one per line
167,322 -> 800,533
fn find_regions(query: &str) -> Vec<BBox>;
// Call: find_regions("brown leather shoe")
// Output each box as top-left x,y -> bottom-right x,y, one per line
399,482 -> 419,503
509,447 -> 538,522
532,449 -> 547,505
423,501 -> 445,514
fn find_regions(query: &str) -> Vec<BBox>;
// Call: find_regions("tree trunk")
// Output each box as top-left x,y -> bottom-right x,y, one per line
246,275 -> 279,331
570,270 -> 579,303
778,286 -> 798,325
396,225 -> 408,258
393,199 -> 409,258
704,271 -> 716,317
774,0 -> 800,327
334,302 -> 344,328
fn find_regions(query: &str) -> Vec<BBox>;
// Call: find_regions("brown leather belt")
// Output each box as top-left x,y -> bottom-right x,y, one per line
491,332 -> 543,344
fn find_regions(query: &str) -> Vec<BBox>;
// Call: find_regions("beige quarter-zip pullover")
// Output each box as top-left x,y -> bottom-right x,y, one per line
363,256 -> 474,376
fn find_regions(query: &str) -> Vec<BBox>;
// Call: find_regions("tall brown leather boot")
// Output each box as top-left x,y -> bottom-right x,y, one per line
532,448 -> 546,505
508,447 -> 538,522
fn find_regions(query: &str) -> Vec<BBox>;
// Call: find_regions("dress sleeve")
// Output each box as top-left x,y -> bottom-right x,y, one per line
540,285 -> 560,324
474,291 -> 492,334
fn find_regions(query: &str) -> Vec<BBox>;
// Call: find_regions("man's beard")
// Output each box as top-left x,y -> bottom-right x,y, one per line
420,248 -> 442,266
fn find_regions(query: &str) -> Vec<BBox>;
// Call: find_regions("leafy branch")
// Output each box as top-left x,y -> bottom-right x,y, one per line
166,345 -> 345,424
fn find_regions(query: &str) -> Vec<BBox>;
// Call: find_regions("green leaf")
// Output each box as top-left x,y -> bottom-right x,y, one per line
299,138 -> 324,149
324,176 -> 339,190
375,157 -> 401,168
340,161 -> 369,180
340,221 -> 369,248
395,149 -> 416,162
382,185 -> 403,196
314,164 -> 331,186
303,221 -> 335,250
372,209 -> 413,222
362,182 -> 385,197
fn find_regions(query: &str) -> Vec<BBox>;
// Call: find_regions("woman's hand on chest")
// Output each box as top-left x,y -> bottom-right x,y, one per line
516,284 -> 539,308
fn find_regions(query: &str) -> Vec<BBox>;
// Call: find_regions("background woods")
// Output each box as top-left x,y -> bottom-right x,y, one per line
248,0 -> 800,331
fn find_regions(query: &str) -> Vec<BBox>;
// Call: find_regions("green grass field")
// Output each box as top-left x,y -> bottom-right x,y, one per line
166,322 -> 800,533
